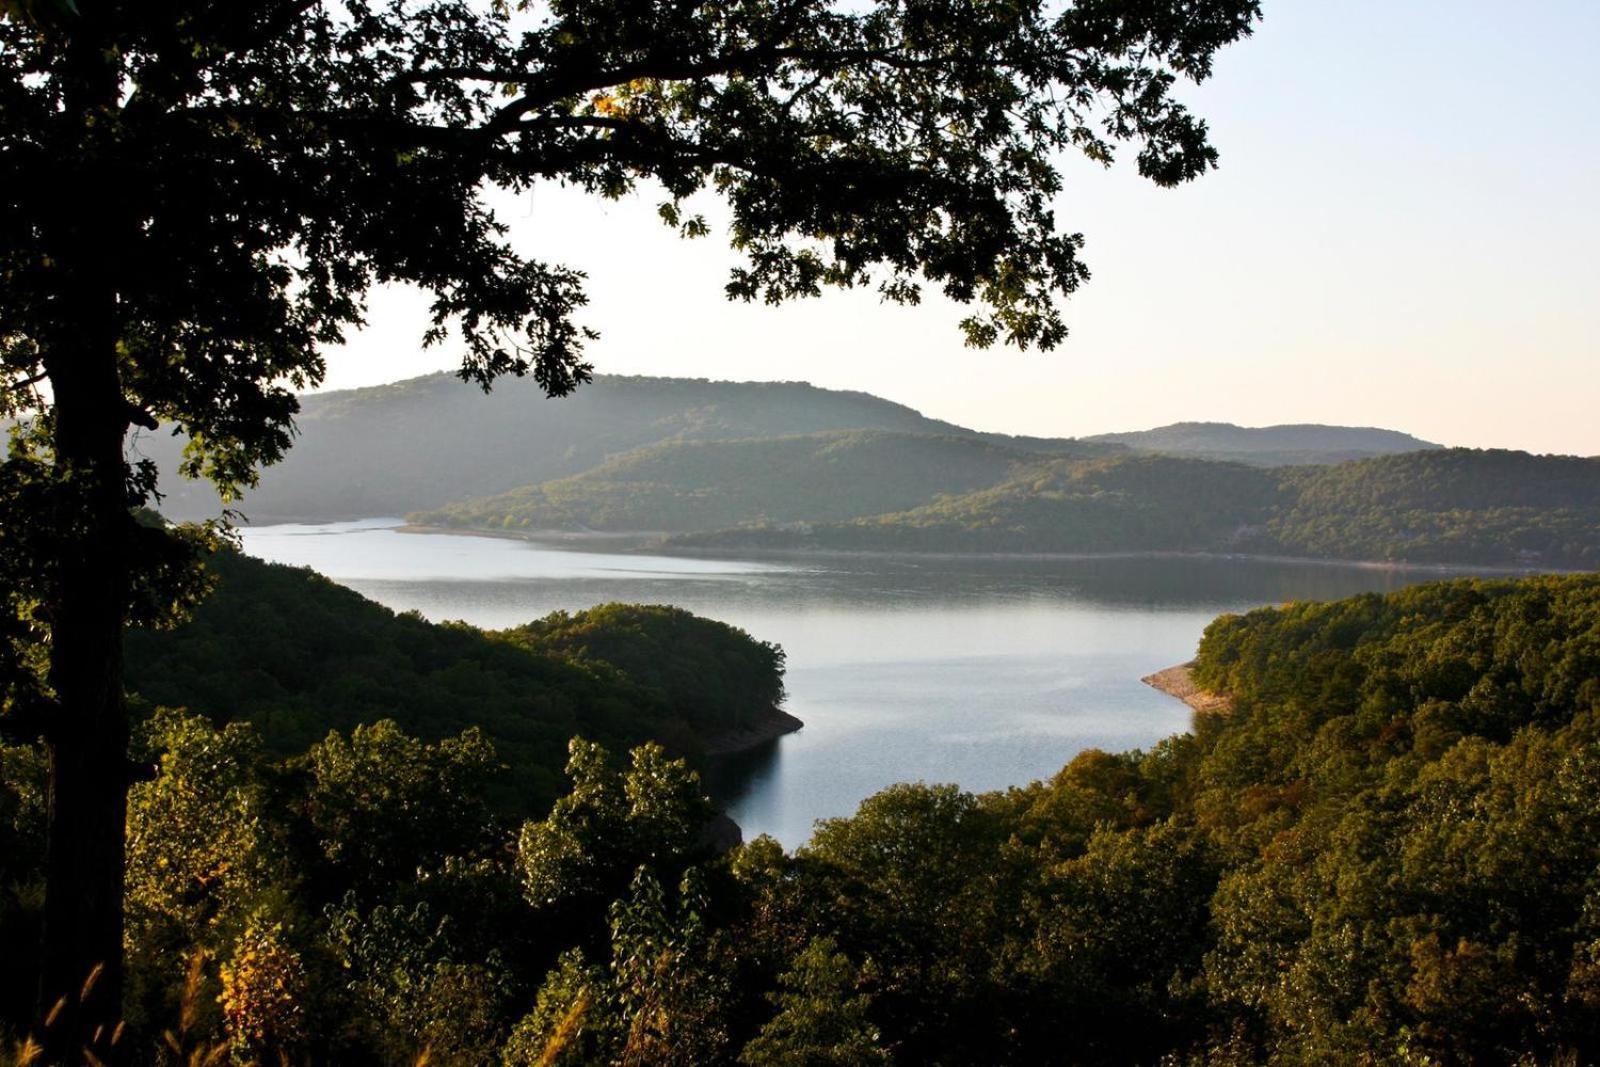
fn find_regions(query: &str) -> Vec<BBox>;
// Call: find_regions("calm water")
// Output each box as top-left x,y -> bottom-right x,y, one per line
240,519 -> 1456,845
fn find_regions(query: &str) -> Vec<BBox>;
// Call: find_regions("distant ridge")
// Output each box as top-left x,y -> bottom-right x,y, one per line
1086,421 -> 1442,466
135,371 -> 1443,524
138,372 -> 1114,521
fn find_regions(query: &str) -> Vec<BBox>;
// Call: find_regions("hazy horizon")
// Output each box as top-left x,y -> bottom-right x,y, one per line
312,0 -> 1599,456
299,366 -> 1591,458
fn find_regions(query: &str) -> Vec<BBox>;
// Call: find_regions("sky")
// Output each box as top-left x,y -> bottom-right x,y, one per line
319,0 -> 1600,455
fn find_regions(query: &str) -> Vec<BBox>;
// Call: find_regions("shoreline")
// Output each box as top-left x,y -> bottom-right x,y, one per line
1143,663 -> 1233,715
395,523 -> 1573,577
398,523 -> 671,550
700,704 -> 805,758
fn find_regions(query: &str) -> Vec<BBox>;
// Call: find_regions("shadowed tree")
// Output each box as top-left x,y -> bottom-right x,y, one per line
0,0 -> 1259,1051
739,936 -> 888,1067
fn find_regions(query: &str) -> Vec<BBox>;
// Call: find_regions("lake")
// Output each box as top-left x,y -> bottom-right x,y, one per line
240,519 -> 1456,845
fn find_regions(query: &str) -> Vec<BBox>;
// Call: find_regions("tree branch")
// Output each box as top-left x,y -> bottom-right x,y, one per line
3,369 -> 46,394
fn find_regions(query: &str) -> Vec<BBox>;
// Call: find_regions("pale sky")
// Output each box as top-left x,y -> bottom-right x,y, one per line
321,0 -> 1600,455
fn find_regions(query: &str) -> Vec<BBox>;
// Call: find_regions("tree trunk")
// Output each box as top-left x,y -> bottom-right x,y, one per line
37,22 -> 134,1050
37,321 -> 133,1063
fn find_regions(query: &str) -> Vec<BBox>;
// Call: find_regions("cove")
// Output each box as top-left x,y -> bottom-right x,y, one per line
241,519 -> 1461,845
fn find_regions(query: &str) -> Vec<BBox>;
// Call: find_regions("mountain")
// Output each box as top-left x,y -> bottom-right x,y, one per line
413,430 -> 1038,533
1085,420 -> 1442,466
677,449 -> 1600,569
137,372 -> 1119,522
135,371 -> 1446,525
133,369 -> 1507,567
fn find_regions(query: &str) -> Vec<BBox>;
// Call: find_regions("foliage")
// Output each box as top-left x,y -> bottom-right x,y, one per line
325,895 -> 515,1065
217,917 -> 307,1057
3,0 -> 1262,526
738,937 -> 887,1067
13,572 -> 1600,1060
1186,573 -> 1600,1059
0,742 -> 44,1025
124,709 -> 291,1020
675,448 -> 1600,568
681,452 -> 1286,555
1263,448 -> 1600,568
502,604 -> 786,732
516,740 -> 712,919
604,867 -> 732,1066
305,720 -> 502,897
504,866 -> 733,1067
142,374 -> 1119,522
414,431 -> 1034,534
41,710 -> 530,1062
123,548 -> 789,813
2,0 -> 1259,1039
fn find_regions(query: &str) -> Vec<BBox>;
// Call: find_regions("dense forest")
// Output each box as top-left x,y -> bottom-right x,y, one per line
672,449 -> 1600,569
675,453 -> 1286,554
138,374 -> 1119,522
1264,449 -> 1600,567
411,431 -> 1038,533
122,549 -> 788,813
138,372 -> 1451,527
134,371 -> 1596,570
321,374 -> 1581,568
8,567 -> 1600,1062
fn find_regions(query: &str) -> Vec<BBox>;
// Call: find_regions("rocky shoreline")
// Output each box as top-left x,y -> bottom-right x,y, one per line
1142,662 -> 1233,715
701,704 -> 805,757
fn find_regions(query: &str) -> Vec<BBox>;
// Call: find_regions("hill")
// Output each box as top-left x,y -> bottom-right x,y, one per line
1264,448 -> 1600,567
132,371 -> 1448,527
135,373 -> 1118,522
678,448 -> 1600,569
1085,420 -> 1441,466
412,430 -> 1036,533
680,453 -> 1283,554
122,548 -> 789,813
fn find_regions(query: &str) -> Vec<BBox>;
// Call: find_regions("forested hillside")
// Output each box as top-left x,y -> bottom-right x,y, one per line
136,372 -> 1521,569
1086,420 -> 1440,466
413,431 -> 1034,533
136,373 -> 1116,521
681,453 -> 1283,553
1264,449 -> 1600,567
12,571 -> 1600,1062
677,448 -> 1600,569
122,549 -> 787,812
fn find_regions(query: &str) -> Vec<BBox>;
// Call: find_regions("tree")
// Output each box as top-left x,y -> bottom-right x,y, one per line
504,739 -> 733,1062
739,937 -> 888,1067
515,738 -> 711,922
304,720 -> 501,898
0,0 -> 1260,1051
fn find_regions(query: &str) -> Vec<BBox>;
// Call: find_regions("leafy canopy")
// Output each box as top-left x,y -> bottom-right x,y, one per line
2,0 -> 1258,501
